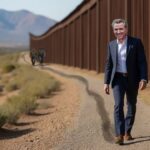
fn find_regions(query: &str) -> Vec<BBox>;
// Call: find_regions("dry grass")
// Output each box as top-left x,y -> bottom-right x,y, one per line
0,53 -> 19,72
0,52 -> 60,127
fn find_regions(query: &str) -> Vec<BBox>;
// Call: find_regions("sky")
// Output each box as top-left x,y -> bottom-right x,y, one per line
0,0 -> 83,21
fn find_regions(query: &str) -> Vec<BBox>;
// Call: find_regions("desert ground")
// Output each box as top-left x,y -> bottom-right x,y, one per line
0,53 -> 150,150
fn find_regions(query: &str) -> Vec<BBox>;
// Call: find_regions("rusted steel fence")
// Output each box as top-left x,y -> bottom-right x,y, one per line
30,0 -> 150,77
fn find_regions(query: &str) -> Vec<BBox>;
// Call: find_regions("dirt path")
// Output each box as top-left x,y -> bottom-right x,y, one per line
47,65 -> 150,150
0,54 -> 81,150
1,53 -> 150,150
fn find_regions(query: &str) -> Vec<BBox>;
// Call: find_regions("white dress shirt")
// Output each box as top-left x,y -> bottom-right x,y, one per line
116,37 -> 127,73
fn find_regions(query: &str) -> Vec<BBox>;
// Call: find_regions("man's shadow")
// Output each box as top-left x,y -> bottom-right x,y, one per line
123,135 -> 150,145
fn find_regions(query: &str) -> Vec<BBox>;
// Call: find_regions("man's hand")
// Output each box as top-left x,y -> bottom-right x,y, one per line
139,80 -> 147,90
104,84 -> 110,95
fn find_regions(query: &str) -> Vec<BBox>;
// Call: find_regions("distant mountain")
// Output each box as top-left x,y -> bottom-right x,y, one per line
0,9 -> 57,48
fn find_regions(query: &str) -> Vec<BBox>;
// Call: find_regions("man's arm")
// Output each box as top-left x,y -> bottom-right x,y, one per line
137,39 -> 148,90
104,44 -> 113,94
104,44 -> 113,84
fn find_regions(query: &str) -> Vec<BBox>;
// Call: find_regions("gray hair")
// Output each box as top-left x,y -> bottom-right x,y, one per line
112,19 -> 128,28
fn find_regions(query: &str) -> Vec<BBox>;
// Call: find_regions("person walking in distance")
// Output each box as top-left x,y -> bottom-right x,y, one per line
104,19 -> 148,145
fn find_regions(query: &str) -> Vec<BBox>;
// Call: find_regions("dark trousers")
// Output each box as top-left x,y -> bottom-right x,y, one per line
112,74 -> 138,136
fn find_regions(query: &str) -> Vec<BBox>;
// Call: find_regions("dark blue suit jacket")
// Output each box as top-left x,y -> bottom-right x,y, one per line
104,36 -> 148,88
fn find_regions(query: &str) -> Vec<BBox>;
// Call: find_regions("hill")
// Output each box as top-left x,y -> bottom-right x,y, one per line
0,9 -> 56,48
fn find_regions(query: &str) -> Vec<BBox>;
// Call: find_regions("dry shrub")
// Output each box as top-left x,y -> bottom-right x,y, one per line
0,53 -> 19,68
0,85 -> 4,92
13,65 -> 60,98
2,64 -> 16,73
5,82 -> 19,92
0,109 -> 7,127
21,77 -> 59,98
0,53 -> 60,127
0,95 -> 37,124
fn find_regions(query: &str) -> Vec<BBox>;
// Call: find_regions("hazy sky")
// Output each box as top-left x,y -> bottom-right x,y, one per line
0,0 -> 83,21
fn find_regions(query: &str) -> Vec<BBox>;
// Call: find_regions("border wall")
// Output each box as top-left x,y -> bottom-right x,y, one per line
30,0 -> 150,77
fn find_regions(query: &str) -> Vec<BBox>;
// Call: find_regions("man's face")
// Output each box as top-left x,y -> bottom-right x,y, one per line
113,22 -> 128,41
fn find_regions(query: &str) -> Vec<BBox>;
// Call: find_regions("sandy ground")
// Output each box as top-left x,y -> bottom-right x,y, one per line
0,54 -> 81,150
42,64 -> 150,150
0,53 -> 150,150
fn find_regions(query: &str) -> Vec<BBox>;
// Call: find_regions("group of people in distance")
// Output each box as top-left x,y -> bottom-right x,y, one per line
30,48 -> 45,65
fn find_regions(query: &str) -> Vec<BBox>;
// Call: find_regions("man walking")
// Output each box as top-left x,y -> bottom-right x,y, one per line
104,19 -> 148,145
